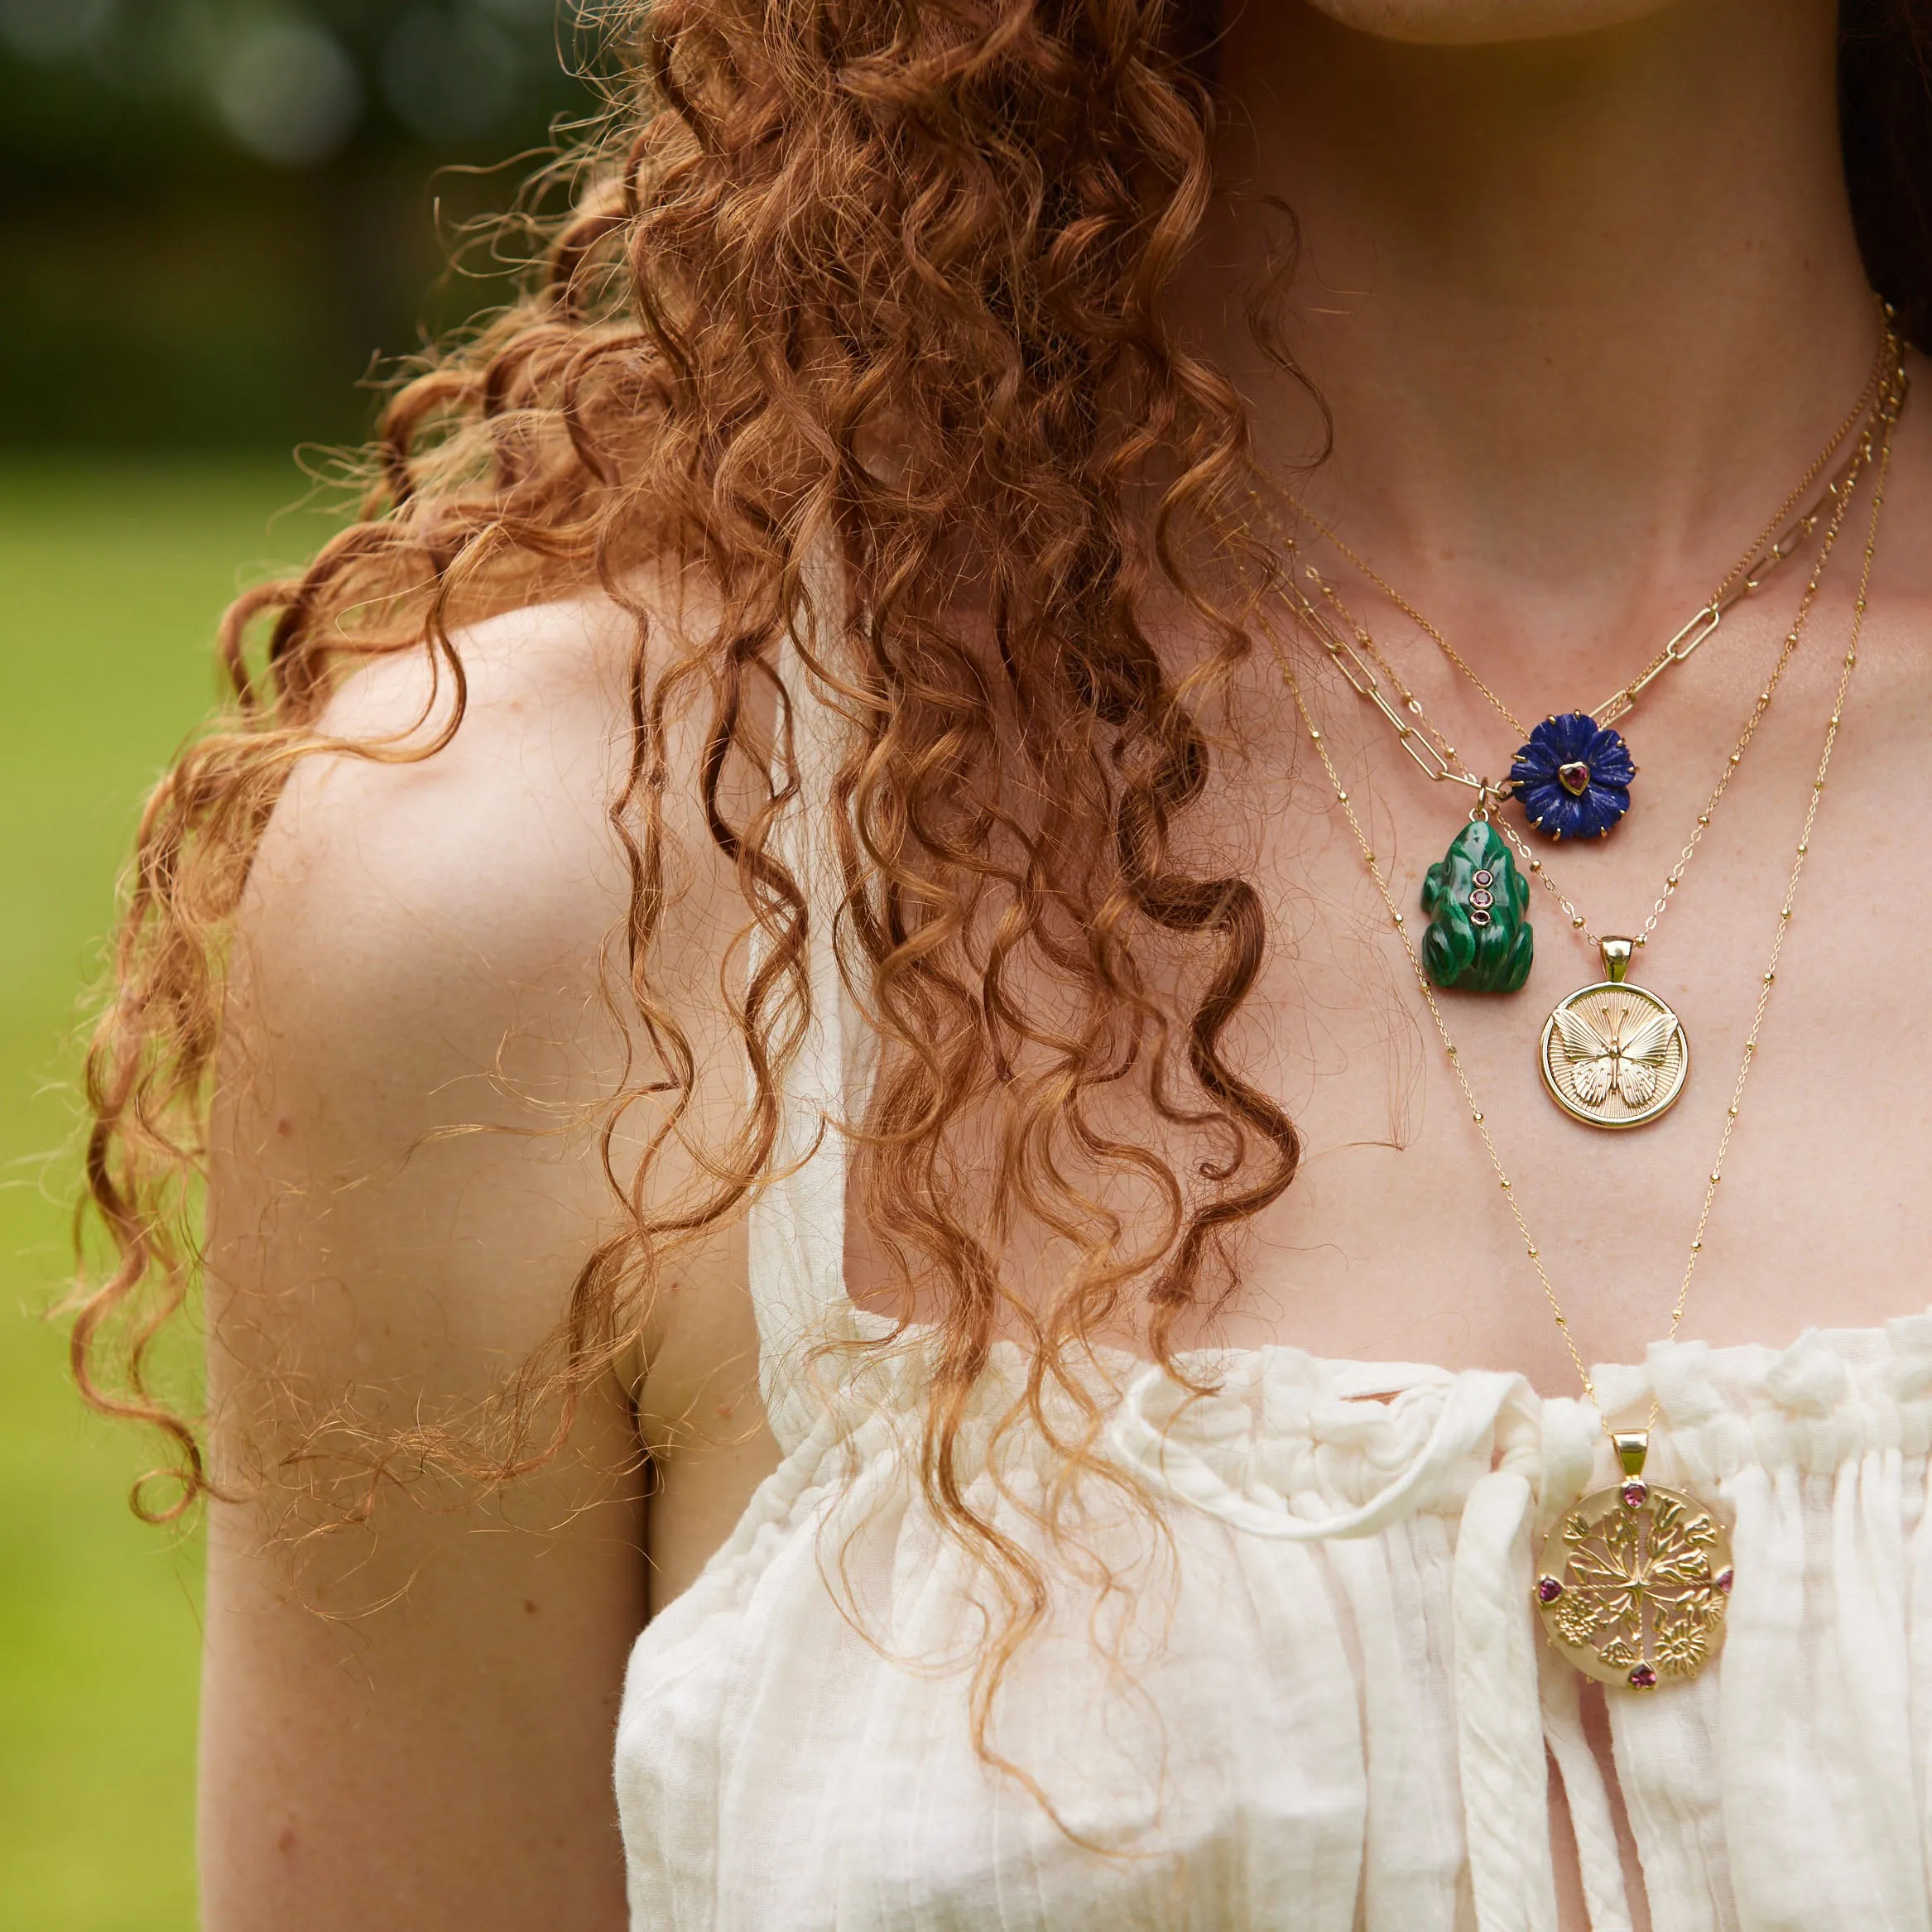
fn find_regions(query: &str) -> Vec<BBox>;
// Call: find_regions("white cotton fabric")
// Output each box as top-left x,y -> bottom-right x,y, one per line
613,671 -> 1932,1930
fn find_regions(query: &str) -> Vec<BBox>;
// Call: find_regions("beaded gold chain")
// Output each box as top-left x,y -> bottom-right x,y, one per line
1258,392 -> 1899,1690
1288,313 -> 1896,743
1266,397 -> 1893,1406
1274,382 -> 1889,962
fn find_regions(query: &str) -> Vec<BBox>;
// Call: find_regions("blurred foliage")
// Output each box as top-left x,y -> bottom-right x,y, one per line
0,459 -> 348,1930
0,2 -> 607,451
0,13 -> 607,1919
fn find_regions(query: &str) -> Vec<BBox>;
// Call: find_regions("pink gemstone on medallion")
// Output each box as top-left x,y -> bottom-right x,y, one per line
1621,1479 -> 1648,1508
1536,1576 -> 1563,1604
1715,1567 -> 1734,1594
1627,1664 -> 1658,1689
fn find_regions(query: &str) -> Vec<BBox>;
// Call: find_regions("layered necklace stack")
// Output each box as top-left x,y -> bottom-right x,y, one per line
1262,327 -> 1906,1694
1271,313 -> 1904,1132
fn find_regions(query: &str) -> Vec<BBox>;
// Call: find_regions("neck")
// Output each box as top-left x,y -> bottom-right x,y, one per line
1197,0 -> 1878,646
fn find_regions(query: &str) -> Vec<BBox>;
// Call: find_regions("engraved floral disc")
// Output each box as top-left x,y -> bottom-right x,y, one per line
1533,1479 -> 1733,1689
1538,978 -> 1689,1130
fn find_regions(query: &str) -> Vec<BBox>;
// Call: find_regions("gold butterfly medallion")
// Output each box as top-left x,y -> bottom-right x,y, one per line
1539,940 -> 1689,1130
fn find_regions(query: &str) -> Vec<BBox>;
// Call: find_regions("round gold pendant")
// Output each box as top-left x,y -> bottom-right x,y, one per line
1533,1434 -> 1733,1689
1538,937 -> 1689,1130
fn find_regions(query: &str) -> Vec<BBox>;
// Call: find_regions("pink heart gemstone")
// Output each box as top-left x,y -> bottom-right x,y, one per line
1627,1664 -> 1658,1689
1558,760 -> 1591,796
1536,1576 -> 1563,1604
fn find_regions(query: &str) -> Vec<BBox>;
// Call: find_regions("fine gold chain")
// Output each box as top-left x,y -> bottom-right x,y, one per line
1289,315 -> 1896,739
1396,424 -> 1864,952
1270,350 -> 1904,960
1264,396 -> 1896,1414
1267,322 -> 1896,792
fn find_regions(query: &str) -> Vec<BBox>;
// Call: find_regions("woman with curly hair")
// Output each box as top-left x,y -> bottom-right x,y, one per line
74,0 -> 1932,1924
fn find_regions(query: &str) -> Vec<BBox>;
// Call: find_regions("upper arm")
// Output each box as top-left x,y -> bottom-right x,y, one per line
198,601 -> 728,1931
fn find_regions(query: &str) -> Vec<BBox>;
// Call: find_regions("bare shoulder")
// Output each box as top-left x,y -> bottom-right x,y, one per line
199,592 -> 747,1932
228,590 -> 738,1165
248,594 -> 674,1040
214,579 -> 765,1460
209,583 -> 762,1463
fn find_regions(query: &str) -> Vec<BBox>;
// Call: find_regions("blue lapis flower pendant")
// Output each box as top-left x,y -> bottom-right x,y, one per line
1508,712 -> 1636,839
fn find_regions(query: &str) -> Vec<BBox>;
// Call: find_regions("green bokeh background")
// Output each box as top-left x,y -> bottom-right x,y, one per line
0,466 -> 344,1929
1,6 -> 596,1925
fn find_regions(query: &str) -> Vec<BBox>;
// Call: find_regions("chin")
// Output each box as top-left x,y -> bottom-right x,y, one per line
1300,0 -> 1684,45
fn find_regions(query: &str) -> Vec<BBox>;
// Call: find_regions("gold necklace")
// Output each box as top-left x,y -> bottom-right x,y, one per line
1292,310 -> 1896,747
1531,442 -> 1864,1130
1287,469 -> 1853,963
1260,351 -> 1906,1132
1272,312 -> 1898,853
1264,395 -> 1896,1690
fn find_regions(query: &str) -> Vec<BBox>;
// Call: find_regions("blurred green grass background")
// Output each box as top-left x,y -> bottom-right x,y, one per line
0,462 -> 340,1930
0,2 -> 588,1917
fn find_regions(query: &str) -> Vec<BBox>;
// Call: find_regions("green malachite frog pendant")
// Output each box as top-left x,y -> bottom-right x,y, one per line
1420,820 -> 1534,993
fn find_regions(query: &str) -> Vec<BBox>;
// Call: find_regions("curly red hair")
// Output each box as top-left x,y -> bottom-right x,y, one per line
69,0 -> 1932,1742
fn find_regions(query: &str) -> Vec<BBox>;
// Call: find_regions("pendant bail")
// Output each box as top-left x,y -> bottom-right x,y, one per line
1612,1430 -> 1649,1478
1600,935 -> 1635,984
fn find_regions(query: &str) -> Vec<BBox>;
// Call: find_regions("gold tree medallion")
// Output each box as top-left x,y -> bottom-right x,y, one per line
1532,1434 -> 1733,1689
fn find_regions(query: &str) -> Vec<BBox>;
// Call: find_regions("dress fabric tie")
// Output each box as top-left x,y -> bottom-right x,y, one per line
1106,1361 -> 1532,1543
1105,1359 -> 1639,1930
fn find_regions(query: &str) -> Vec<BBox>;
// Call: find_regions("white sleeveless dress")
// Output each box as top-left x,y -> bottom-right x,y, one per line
613,682 -> 1932,1931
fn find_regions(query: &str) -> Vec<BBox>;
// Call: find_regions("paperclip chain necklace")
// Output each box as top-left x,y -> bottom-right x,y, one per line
1285,412 -> 1876,1129
1264,348 -> 1906,1133
1295,327 -> 1889,742
1283,310 -> 1896,840
1283,458 -> 1861,964
1263,393 -> 1897,1692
